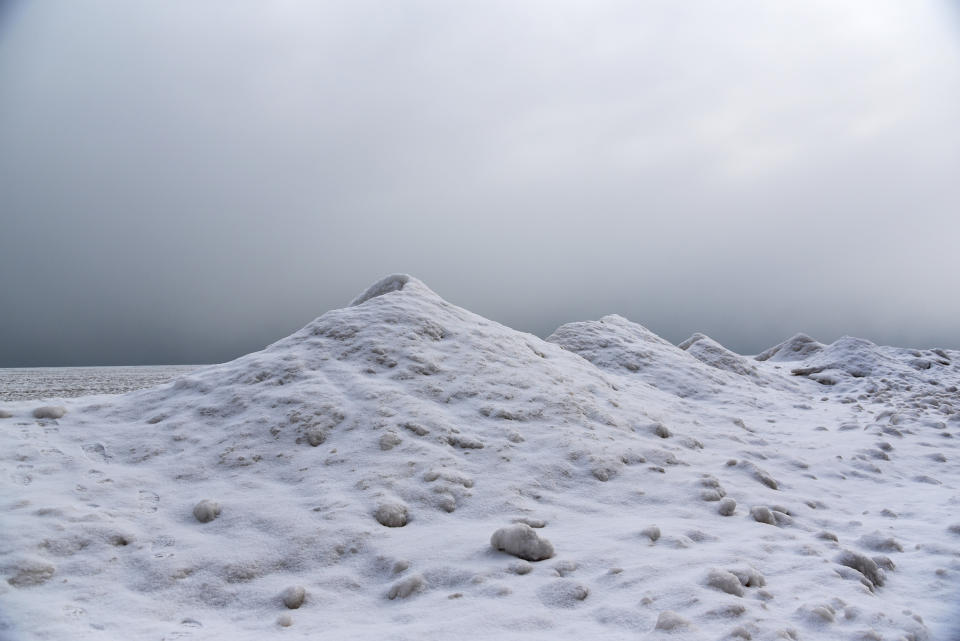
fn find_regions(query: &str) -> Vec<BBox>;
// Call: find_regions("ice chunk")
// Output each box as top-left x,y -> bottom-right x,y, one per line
32,406 -> 66,419
490,524 -> 554,561
374,502 -> 409,528
718,497 -> 737,516
192,500 -> 221,523
281,585 -> 306,609
835,550 -> 885,588
750,506 -> 776,525
705,569 -> 744,596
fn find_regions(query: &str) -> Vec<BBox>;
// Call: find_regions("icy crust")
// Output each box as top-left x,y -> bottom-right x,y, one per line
1,276 -> 959,641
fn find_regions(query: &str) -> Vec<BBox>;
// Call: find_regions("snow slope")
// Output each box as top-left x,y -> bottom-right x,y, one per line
1,275 -> 958,641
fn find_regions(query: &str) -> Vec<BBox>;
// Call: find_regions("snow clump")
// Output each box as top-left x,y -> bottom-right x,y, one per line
750,506 -> 776,525
655,610 -> 691,630
387,574 -> 425,600
281,585 -> 306,609
705,568 -> 745,596
490,524 -> 554,561
730,567 -> 765,587
374,502 -> 409,528
192,500 -> 221,523
32,406 -> 66,419
836,550 -> 885,588
718,497 -> 737,516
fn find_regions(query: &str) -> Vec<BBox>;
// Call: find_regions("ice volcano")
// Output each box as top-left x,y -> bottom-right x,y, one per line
1,275 -> 958,641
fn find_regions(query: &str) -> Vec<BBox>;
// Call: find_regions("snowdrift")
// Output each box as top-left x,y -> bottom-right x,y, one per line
1,275 -> 958,641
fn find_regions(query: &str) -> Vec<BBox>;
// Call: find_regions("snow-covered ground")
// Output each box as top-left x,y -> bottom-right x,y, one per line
1,275 -> 958,641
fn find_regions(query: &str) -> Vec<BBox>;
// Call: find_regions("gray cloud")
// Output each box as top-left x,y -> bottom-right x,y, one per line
1,1 -> 959,366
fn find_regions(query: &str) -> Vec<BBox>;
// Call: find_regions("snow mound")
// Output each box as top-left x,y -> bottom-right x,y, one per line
755,333 -> 825,361
788,336 -> 959,392
546,315 -> 731,398
548,317 -> 796,396
1,274 -> 957,641
678,333 -> 759,378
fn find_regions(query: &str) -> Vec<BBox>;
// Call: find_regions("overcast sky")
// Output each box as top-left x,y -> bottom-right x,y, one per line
1,1 -> 959,367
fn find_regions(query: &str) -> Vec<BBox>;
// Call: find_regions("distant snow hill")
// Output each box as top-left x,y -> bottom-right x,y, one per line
1,274 -> 958,641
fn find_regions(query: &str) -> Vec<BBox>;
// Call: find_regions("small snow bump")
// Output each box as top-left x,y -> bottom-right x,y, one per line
447,434 -> 484,449
705,569 -> 745,596
387,574 -> 425,600
192,500 -> 221,523
536,580 -> 589,608
654,610 -> 691,631
281,585 -> 306,609
640,525 -> 661,542
379,432 -> 402,450
653,423 -> 672,439
718,498 -> 737,516
701,489 -> 725,501
858,532 -> 902,553
490,524 -> 554,562
32,406 -> 66,420
402,422 -> 430,436
6,560 -> 55,587
835,550 -> 885,588
508,561 -> 533,575
512,517 -> 546,528
799,604 -> 836,624
306,428 -> 326,447
375,502 -> 409,528
730,567 -> 765,588
750,506 -> 776,525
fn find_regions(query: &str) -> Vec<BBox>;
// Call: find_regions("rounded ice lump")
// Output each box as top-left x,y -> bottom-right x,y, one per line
490,523 -> 554,561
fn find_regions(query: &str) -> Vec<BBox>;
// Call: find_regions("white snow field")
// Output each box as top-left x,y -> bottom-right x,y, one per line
1,275 -> 958,641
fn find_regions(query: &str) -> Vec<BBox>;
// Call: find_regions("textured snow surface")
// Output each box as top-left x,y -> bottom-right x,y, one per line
1,276 -> 959,640
0,365 -> 201,402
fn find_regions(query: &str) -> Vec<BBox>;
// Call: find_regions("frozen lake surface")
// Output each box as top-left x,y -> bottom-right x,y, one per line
0,365 -> 203,402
